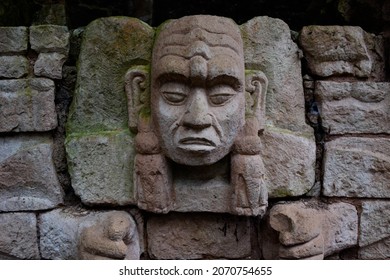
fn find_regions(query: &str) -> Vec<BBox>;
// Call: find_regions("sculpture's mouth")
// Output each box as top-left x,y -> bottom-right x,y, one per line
180,137 -> 215,146
178,137 -> 216,152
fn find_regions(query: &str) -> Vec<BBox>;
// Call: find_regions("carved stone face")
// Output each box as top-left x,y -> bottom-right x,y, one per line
151,16 -> 246,166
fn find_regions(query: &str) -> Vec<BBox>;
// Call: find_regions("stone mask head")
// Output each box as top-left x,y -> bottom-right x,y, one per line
151,15 -> 246,166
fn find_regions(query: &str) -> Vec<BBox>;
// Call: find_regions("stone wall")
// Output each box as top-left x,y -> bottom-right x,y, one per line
0,1 -> 389,260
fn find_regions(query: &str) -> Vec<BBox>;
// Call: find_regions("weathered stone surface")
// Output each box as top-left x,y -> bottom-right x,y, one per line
359,200 -> 390,259
173,157 -> 232,213
65,130 -> 135,205
34,52 -> 67,79
359,236 -> 390,259
263,200 -> 358,259
40,208 -> 141,260
360,201 -> 390,247
67,17 -> 154,133
261,126 -> 316,197
0,55 -> 29,78
300,25 -> 384,79
147,212 -> 251,259
0,135 -> 64,211
29,25 -> 69,54
0,212 -> 39,259
0,27 -> 28,53
315,81 -> 390,134
241,16 -> 311,133
39,208 -> 81,259
0,78 -> 57,132
323,137 -> 390,198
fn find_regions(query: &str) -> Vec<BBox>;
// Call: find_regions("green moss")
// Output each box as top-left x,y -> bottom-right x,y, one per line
271,188 -> 295,197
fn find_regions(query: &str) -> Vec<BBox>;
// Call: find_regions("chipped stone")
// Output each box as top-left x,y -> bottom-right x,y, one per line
315,81 -> 390,134
323,137 -> 390,198
264,200 -> 358,259
34,52 -> 67,79
0,135 -> 64,211
0,212 -> 39,259
0,78 -> 57,132
147,212 -> 251,259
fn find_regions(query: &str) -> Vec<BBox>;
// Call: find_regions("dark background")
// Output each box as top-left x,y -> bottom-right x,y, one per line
0,0 -> 389,33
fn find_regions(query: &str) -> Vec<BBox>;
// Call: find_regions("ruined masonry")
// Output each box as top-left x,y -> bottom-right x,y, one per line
0,17 -> 389,260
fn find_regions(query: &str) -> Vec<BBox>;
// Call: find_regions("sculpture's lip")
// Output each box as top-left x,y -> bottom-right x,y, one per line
179,137 -> 216,147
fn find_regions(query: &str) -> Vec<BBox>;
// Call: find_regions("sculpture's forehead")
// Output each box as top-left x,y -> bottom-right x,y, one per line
152,16 -> 244,82
155,28 -> 242,59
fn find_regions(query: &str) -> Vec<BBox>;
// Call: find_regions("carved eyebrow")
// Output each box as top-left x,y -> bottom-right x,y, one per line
157,46 -> 241,62
156,72 -> 189,85
207,74 -> 242,90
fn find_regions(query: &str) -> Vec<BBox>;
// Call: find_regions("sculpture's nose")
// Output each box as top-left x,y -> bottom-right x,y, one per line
182,89 -> 212,129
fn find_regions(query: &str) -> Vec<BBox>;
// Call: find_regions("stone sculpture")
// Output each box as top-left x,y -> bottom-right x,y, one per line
126,15 -> 268,216
64,15 -> 358,260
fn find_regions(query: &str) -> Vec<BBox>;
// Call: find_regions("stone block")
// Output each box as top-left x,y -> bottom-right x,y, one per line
0,135 -> 64,211
65,130 -> 135,205
40,208 -> 81,260
323,137 -> 390,198
315,81 -> 390,134
67,17 -> 154,133
30,25 -> 69,54
0,26 -> 28,53
359,200 -> 390,247
34,52 -> 67,79
359,200 -> 390,259
300,26 -> 385,79
0,212 -> 40,259
0,78 -> 57,132
147,212 -> 251,259
0,55 -> 29,78
261,126 -> 316,197
241,17 -> 311,134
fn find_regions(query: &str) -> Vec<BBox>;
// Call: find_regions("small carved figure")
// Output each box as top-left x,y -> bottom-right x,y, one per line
79,211 -> 140,260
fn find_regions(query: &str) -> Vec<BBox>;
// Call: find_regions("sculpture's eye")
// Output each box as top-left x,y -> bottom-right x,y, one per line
160,82 -> 188,105
209,85 -> 236,105
163,92 -> 187,104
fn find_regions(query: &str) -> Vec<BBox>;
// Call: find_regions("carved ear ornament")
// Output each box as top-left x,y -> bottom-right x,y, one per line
244,70 -> 268,132
124,65 -> 150,133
